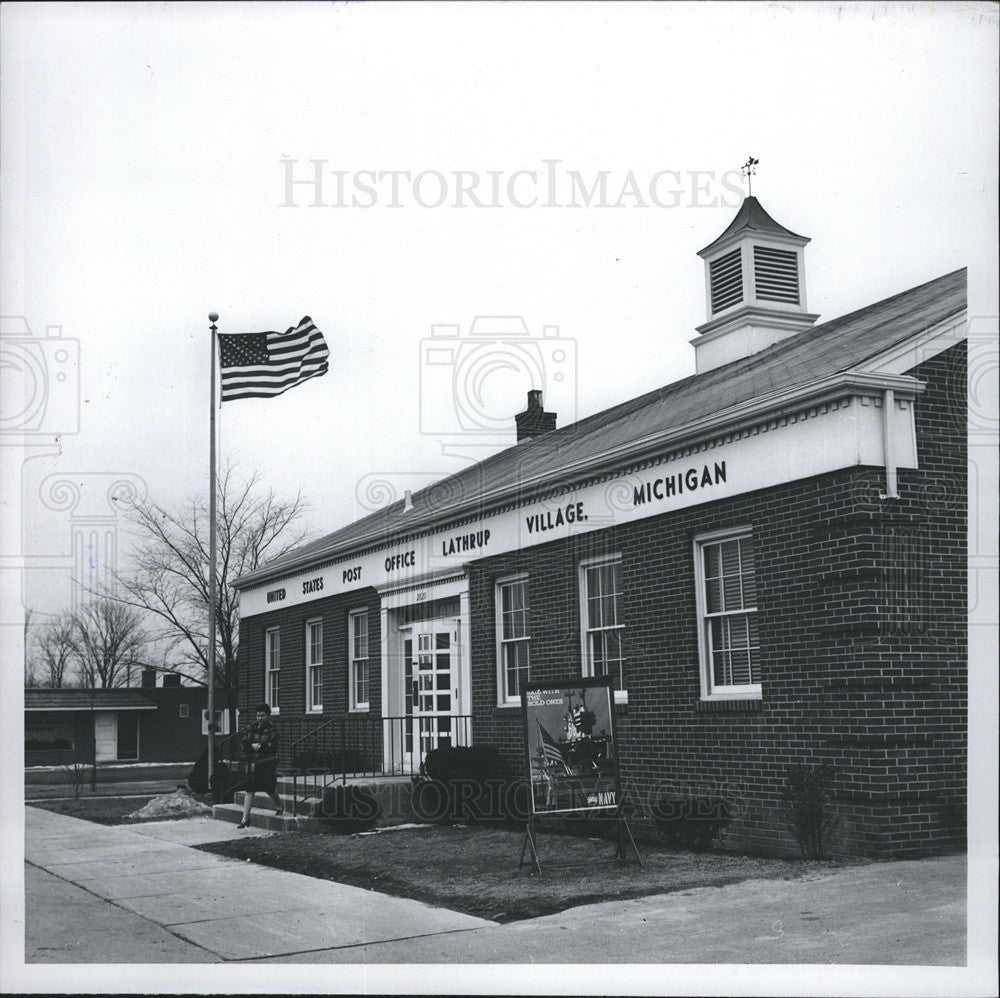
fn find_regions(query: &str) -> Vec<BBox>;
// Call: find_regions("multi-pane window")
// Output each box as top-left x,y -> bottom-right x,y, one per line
697,530 -> 760,696
265,628 -> 280,711
306,619 -> 323,712
497,577 -> 530,703
580,557 -> 625,690
349,610 -> 369,710
201,708 -> 235,735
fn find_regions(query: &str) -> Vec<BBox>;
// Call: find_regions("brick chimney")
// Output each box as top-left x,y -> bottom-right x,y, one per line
515,390 -> 557,442
140,668 -> 157,688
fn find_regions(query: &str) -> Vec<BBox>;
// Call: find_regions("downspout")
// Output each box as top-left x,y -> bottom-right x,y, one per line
879,388 -> 899,500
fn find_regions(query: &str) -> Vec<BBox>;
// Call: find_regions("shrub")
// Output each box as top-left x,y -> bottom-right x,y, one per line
320,784 -> 381,833
60,760 -> 88,800
651,794 -> 734,851
421,745 -> 503,784
415,745 -> 521,824
780,765 -> 842,859
188,747 -> 239,803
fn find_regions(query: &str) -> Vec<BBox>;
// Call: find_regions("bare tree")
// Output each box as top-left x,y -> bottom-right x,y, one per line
32,616 -> 78,688
116,463 -> 310,732
24,607 -> 36,685
68,599 -> 149,689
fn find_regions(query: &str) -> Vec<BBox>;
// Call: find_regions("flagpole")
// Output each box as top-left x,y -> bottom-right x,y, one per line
207,312 -> 219,792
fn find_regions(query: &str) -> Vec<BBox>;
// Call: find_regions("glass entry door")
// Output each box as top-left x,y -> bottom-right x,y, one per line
403,619 -> 460,763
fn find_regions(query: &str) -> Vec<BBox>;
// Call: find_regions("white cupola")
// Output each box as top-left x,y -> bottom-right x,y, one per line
692,196 -> 819,373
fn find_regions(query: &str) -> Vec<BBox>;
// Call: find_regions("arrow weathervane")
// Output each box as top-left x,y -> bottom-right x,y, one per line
741,156 -> 759,197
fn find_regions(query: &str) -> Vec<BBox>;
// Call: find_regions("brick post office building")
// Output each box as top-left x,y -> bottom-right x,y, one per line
234,197 -> 967,858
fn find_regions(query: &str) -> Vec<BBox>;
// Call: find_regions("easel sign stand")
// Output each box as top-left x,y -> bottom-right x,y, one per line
518,809 -> 642,875
517,675 -> 642,874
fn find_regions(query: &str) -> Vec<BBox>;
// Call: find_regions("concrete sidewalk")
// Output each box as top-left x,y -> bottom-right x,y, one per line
25,808 -> 490,962
24,807 -> 966,965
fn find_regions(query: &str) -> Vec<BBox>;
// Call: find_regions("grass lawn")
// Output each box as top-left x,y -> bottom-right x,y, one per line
196,823 -> 847,922
25,763 -> 193,786
27,796 -> 164,825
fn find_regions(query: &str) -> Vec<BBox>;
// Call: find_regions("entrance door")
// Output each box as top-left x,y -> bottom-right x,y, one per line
116,713 -> 139,761
402,619 -> 461,764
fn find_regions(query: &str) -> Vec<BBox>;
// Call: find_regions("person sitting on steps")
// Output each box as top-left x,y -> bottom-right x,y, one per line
237,703 -> 283,827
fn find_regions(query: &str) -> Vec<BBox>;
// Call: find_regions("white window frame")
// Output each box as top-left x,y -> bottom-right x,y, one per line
578,554 -> 627,704
693,526 -> 761,700
495,574 -> 531,707
265,627 -> 281,713
349,609 -> 370,712
201,708 -> 238,735
305,617 -> 323,713
178,703 -> 190,719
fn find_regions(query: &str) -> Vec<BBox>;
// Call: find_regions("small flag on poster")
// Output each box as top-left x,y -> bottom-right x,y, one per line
536,720 -> 567,768
218,316 -> 329,401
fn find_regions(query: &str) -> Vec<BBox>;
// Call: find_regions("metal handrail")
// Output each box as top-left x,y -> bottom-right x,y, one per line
267,713 -> 474,818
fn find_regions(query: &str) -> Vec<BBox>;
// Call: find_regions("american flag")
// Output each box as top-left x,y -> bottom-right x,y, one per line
218,316 -> 329,401
536,720 -> 568,769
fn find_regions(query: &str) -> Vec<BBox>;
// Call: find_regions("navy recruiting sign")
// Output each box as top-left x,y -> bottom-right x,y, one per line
521,676 -> 620,816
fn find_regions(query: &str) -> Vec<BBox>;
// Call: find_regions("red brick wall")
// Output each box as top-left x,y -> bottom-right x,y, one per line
466,342 -> 967,858
239,586 -> 382,727
236,341 -> 966,858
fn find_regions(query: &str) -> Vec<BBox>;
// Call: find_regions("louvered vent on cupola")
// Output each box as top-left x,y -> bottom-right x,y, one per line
709,247 -> 743,314
753,245 -> 799,304
693,196 -> 819,375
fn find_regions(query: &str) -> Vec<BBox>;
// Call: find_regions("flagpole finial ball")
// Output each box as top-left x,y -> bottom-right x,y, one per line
208,312 -> 219,323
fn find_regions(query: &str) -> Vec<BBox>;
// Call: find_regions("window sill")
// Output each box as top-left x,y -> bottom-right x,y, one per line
497,700 -> 521,709
696,698 -> 762,713
349,706 -> 370,714
306,708 -> 323,714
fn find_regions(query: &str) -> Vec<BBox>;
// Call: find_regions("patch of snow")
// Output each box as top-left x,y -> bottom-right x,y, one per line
126,788 -> 212,821
356,822 -> 433,836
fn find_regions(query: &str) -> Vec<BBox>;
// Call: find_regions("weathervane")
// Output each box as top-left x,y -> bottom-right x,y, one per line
741,156 -> 759,197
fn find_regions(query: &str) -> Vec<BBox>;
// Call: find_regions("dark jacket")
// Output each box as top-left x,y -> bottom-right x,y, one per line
241,719 -> 280,764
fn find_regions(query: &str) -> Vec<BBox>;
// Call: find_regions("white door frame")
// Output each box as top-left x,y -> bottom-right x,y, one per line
378,574 -> 470,772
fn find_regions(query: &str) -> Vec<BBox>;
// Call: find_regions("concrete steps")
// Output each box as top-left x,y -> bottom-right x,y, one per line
211,801 -> 320,831
210,774 -> 418,831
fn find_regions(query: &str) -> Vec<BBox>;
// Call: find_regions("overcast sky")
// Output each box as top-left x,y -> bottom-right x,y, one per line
2,1 -> 997,618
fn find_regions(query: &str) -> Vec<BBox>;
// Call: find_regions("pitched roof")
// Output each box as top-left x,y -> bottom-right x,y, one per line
237,268 -> 966,588
25,689 -> 158,711
698,196 -> 808,256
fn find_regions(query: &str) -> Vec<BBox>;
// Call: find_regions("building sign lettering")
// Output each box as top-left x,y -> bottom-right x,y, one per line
242,400 -> 912,618
525,500 -> 587,535
302,577 -> 324,594
440,528 -> 491,557
385,550 -> 416,572
632,461 -> 726,507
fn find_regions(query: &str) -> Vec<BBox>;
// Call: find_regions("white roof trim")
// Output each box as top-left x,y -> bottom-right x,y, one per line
236,369 -> 926,589
860,312 -> 967,375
